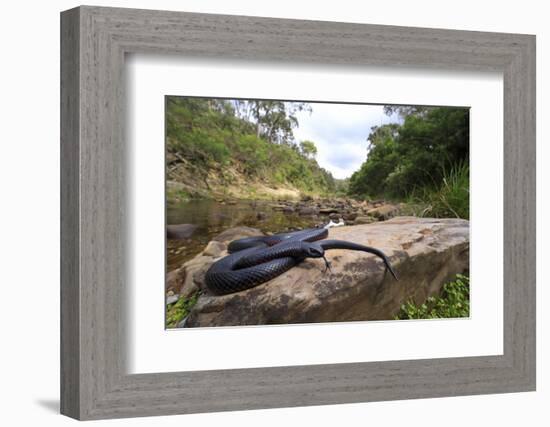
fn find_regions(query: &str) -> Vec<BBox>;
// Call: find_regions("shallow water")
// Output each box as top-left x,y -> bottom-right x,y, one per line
166,199 -> 320,272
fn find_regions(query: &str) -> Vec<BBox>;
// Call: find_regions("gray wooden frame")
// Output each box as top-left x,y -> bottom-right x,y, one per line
60,5 -> 536,420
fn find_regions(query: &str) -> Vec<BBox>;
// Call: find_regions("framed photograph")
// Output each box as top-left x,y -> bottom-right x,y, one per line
60,6 -> 536,420
163,97 -> 470,329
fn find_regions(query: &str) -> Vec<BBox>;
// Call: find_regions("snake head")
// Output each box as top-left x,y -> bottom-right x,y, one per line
304,243 -> 324,258
301,243 -> 331,273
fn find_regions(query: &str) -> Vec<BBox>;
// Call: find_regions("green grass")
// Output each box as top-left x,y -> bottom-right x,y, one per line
405,162 -> 469,219
395,274 -> 470,320
166,292 -> 200,328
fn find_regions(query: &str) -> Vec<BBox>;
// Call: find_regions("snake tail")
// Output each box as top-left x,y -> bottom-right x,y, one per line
319,239 -> 399,281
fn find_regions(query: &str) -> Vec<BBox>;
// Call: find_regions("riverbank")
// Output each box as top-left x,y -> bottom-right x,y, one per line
167,179 -> 303,203
166,152 -> 342,203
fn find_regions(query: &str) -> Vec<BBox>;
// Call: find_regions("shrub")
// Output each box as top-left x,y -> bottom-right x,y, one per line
395,274 -> 470,320
347,107 -> 469,199
408,162 -> 469,219
166,292 -> 200,328
166,97 -> 336,196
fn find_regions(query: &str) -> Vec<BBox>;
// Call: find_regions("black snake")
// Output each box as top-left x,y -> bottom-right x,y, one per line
205,227 -> 398,295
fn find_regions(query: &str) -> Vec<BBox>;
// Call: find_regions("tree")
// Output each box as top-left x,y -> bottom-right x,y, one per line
383,105 -> 429,119
165,96 -> 336,196
234,100 -> 311,145
299,140 -> 318,159
348,106 -> 469,198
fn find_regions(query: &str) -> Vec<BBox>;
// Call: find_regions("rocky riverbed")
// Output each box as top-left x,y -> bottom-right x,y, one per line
262,196 -> 402,222
166,217 -> 469,328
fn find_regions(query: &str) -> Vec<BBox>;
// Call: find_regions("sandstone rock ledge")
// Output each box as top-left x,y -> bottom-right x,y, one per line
183,217 -> 469,327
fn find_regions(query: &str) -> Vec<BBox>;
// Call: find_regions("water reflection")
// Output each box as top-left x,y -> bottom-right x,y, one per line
166,199 -> 319,272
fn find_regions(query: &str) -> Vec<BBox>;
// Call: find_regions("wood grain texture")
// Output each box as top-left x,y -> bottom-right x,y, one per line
60,7 -> 80,419
60,5 -> 536,420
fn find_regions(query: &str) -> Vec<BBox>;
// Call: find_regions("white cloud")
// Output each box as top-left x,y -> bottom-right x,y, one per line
293,103 -> 397,179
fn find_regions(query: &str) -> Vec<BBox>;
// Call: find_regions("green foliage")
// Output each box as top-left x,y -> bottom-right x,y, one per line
406,161 -> 470,219
332,178 -> 350,197
234,100 -> 311,145
166,292 -> 200,328
233,134 -> 270,176
166,97 -> 335,196
348,107 -> 469,202
395,274 -> 470,320
299,140 -> 318,158
348,125 -> 401,197
166,98 -> 233,164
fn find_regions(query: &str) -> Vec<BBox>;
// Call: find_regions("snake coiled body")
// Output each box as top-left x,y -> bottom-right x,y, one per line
205,227 -> 398,295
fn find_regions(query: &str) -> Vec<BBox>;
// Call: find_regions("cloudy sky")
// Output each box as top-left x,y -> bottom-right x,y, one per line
293,103 -> 399,179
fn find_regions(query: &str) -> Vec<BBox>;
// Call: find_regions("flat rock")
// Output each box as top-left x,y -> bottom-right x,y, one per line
298,206 -> 319,216
166,223 -> 198,240
354,215 -> 375,225
212,226 -> 264,244
367,204 -> 399,220
166,268 -> 184,293
184,217 -> 469,327
343,212 -> 358,221
203,240 -> 226,257
179,255 -> 213,298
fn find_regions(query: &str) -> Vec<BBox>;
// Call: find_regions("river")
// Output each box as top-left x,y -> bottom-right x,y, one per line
166,199 -> 321,272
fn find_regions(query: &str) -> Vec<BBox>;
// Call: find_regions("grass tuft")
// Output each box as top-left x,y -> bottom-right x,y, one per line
405,162 -> 469,219
395,274 -> 470,319
166,292 -> 200,328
